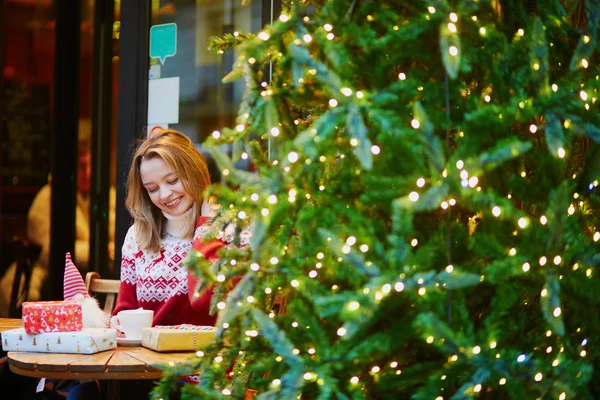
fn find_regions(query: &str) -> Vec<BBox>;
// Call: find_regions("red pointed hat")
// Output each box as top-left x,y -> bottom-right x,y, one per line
64,252 -> 90,300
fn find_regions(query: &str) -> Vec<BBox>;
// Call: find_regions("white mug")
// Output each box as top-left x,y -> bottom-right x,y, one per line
110,309 -> 154,340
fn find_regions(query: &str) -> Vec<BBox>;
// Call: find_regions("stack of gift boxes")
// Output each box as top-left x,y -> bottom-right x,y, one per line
1,301 -> 117,354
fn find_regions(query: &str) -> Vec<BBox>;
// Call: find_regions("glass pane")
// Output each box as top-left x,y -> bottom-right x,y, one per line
147,0 -> 260,148
1,0 -> 55,312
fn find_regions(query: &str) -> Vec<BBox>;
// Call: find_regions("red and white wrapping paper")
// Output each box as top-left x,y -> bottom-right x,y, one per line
22,301 -> 83,334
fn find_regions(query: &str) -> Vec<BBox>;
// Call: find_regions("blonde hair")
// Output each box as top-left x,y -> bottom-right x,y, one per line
126,130 -> 211,252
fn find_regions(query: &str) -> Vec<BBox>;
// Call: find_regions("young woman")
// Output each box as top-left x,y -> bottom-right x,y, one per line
112,129 -> 217,326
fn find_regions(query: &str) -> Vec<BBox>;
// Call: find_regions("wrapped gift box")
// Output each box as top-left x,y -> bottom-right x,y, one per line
141,324 -> 215,352
22,301 -> 82,333
1,328 -> 117,354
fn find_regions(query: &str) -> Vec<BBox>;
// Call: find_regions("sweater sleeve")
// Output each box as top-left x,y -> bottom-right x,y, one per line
113,226 -> 139,315
188,217 -> 225,308
188,217 -> 252,308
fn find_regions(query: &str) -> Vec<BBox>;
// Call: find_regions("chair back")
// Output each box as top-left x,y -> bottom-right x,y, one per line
84,272 -> 120,314
8,237 -> 41,318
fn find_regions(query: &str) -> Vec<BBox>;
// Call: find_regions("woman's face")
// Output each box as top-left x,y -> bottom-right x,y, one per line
139,156 -> 193,217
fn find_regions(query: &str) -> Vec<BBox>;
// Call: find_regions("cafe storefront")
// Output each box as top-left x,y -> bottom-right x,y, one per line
0,0 -> 279,304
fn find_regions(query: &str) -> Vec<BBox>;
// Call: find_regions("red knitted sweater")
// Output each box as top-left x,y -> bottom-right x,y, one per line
113,216 -> 226,326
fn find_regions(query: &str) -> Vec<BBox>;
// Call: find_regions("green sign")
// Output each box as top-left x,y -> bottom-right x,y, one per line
150,23 -> 177,64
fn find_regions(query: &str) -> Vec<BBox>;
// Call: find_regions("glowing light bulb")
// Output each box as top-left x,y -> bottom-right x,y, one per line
411,119 -> 420,129
529,124 -> 537,133
409,192 -> 419,202
492,206 -> 501,217
518,217 -> 527,228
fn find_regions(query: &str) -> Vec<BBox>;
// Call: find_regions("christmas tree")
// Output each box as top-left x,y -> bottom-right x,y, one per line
154,0 -> 600,398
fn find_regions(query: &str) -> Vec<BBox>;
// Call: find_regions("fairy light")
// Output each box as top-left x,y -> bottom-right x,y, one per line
261,208 -> 269,216
426,336 -> 435,344
473,384 -> 482,393
350,376 -> 359,384
460,170 -> 469,180
217,302 -> 226,310
517,28 -> 524,36
580,91 -> 588,101
350,138 -> 359,147
441,201 -> 449,209
554,255 -> 561,265
270,257 -> 279,265
534,373 -> 543,382
522,262 -> 531,272
395,282 -> 405,292
217,274 -> 226,282
472,346 -> 481,354
517,354 -> 526,362
484,95 -> 491,102
303,34 -> 313,43
222,389 -> 231,396
546,330 -> 552,337
539,256 -> 547,266
398,72 -> 407,80
568,204 -> 575,215
337,327 -> 347,336
446,264 -> 454,273
499,378 -> 507,385
265,287 -> 272,294
552,359 -> 559,367
291,279 -> 299,287
553,307 -> 562,317
411,119 -> 420,129
479,27 -> 486,35
468,176 -> 478,187
558,148 -> 566,158
540,215 -> 547,225
329,99 -> 338,107
541,288 -> 548,297
449,12 -> 458,22
518,217 -> 528,228
559,393 -> 566,400
212,130 -> 221,139
418,287 -> 426,296
509,248 -> 517,256
529,124 -> 537,133
428,6 -> 436,13
492,206 -> 501,217
449,198 -> 456,206
308,348 -> 316,355
279,14 -> 289,22
582,59 -> 589,69
411,238 -> 418,246
490,341 -> 497,349
448,23 -> 457,33
552,84 -> 558,92
341,87 -> 353,96
371,145 -> 381,155
409,192 -> 419,202
268,195 -> 278,204
360,244 -> 369,252
258,31 -> 270,41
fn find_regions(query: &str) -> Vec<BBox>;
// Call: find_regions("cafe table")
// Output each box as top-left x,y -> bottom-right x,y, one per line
0,318 -> 196,400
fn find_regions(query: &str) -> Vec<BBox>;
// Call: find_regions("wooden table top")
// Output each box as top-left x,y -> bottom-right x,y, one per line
0,318 -> 22,333
1,319 -> 197,381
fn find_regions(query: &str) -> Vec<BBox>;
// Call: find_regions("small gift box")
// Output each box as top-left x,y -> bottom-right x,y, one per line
22,301 -> 83,334
1,327 -> 116,354
141,324 -> 216,352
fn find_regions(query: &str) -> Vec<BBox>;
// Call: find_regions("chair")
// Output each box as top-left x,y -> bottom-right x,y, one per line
84,272 -> 121,314
8,237 -> 42,318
